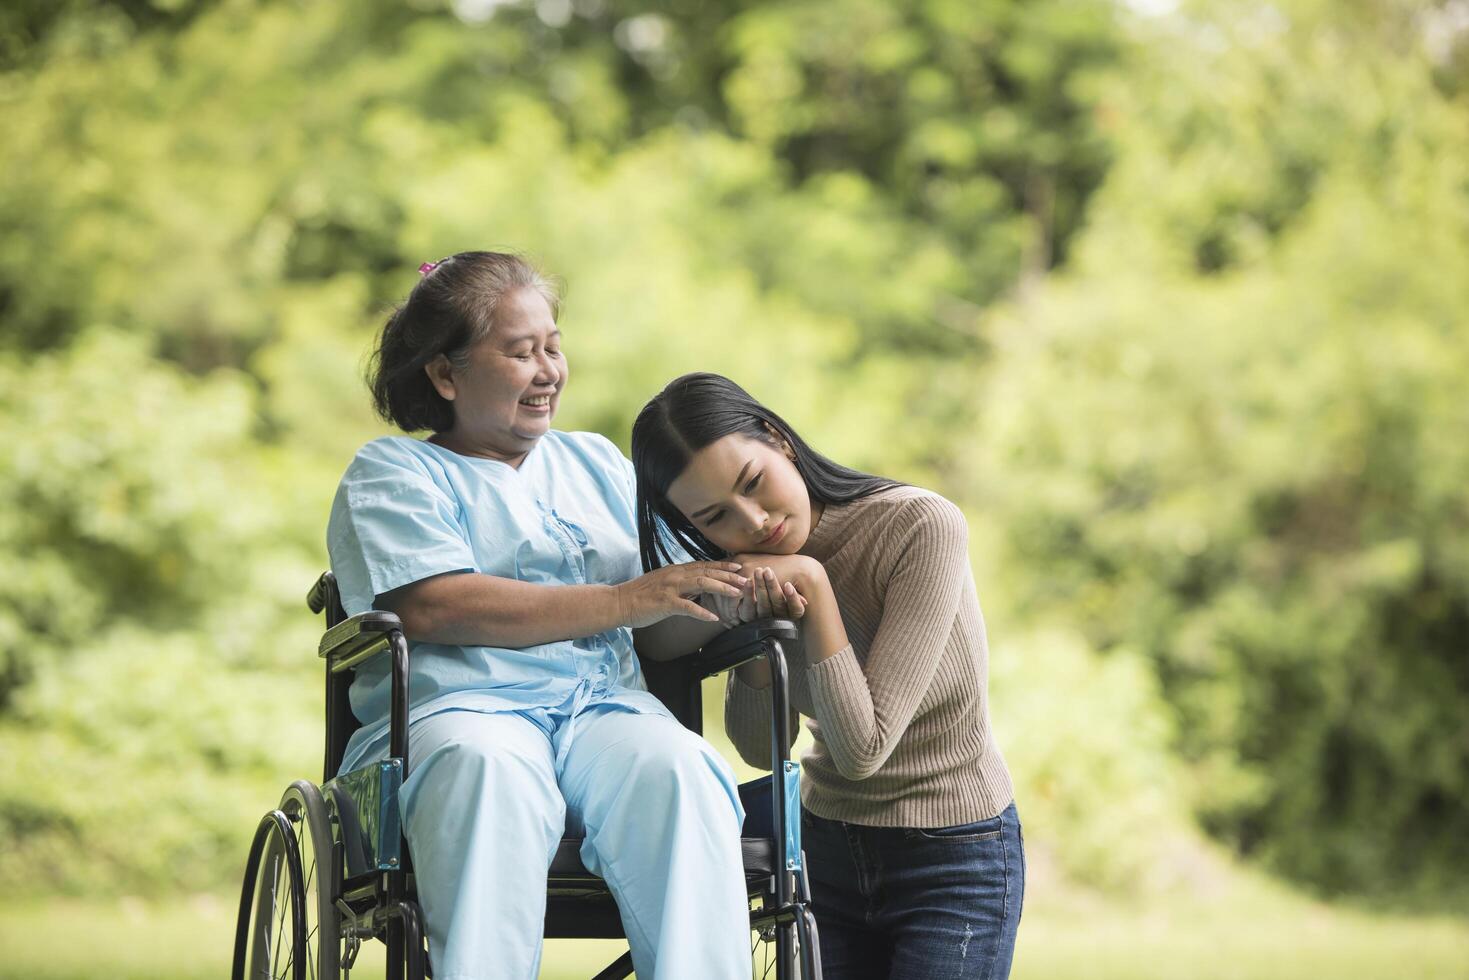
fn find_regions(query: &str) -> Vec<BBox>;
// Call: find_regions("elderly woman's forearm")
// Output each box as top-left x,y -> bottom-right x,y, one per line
379,572 -> 624,648
634,611 -> 727,661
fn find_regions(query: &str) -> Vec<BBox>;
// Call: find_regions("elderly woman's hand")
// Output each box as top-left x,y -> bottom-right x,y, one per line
614,561 -> 749,629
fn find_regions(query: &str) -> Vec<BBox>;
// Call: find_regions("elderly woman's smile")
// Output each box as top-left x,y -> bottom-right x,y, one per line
425,286 -> 567,464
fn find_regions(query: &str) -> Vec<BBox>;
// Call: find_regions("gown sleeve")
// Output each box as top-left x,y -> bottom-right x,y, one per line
326,440 -> 478,616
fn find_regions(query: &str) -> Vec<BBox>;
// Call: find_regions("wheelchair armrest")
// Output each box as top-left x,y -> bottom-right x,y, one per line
319,611 -> 405,672
687,618 -> 799,681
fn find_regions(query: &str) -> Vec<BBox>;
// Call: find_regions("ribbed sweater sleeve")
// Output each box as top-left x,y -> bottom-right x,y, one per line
805,496 -> 969,781
724,672 -> 799,770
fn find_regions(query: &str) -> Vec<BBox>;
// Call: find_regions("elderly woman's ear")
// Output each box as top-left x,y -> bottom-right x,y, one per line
425,354 -> 458,403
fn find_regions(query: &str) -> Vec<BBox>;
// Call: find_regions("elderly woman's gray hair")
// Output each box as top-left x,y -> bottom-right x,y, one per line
369,251 -> 561,433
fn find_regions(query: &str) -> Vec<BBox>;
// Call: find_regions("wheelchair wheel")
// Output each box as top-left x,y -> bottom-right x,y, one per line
752,920 -> 801,980
234,808 -> 306,980
752,924 -> 777,979
233,781 -> 340,980
280,780 -> 341,980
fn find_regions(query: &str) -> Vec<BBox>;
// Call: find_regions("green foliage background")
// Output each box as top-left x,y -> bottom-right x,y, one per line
1,0 -> 1466,912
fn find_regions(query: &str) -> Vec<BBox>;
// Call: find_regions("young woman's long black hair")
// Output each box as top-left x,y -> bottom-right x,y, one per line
632,373 -> 902,571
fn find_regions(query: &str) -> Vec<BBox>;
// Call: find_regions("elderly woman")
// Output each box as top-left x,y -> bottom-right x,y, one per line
326,251 -> 753,980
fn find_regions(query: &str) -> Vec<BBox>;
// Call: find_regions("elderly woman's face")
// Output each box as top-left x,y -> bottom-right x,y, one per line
426,287 -> 567,462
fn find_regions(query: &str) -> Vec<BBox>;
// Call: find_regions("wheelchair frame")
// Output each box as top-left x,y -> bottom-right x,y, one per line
231,571 -> 823,980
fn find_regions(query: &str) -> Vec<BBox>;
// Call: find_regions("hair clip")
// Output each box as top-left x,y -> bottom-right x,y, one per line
418,261 -> 439,277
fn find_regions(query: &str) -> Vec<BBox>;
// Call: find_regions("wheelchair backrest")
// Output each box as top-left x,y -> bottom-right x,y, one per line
309,571 -> 362,781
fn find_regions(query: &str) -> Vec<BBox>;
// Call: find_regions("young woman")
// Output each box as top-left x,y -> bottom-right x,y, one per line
632,372 -> 1024,980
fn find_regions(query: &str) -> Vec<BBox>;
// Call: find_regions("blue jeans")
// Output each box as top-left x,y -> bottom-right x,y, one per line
802,802 -> 1025,980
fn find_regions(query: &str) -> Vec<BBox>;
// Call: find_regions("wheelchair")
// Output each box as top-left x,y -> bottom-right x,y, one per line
231,571 -> 824,979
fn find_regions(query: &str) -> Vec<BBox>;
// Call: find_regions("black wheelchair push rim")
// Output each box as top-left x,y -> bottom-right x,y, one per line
233,808 -> 309,980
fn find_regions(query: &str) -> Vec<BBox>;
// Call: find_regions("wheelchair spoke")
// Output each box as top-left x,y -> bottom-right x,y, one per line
751,922 -> 777,980
272,859 -> 290,979
292,812 -> 319,980
262,853 -> 285,979
297,826 -> 315,980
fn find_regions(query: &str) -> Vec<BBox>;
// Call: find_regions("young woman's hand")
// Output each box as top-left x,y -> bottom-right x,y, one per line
729,564 -> 814,689
703,568 -> 793,624
614,561 -> 748,628
730,553 -> 823,594
746,566 -> 808,621
723,555 -> 835,689
703,561 -> 810,625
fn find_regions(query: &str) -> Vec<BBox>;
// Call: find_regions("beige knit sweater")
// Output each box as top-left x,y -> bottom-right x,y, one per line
724,486 -> 1014,827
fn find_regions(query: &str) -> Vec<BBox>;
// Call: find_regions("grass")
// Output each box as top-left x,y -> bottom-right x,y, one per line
4,871 -> 1466,980
9,687 -> 1464,977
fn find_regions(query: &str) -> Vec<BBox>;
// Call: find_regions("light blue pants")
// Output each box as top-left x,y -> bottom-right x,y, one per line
397,702 -> 752,980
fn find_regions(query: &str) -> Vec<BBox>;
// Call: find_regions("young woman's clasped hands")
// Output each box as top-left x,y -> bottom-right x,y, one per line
704,554 -> 849,690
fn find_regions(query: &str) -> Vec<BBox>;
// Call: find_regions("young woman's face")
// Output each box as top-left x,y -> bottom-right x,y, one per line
665,432 -> 816,555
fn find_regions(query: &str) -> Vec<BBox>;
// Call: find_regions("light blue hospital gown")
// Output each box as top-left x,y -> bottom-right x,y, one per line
327,431 -> 750,980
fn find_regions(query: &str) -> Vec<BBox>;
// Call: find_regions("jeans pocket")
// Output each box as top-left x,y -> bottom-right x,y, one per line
911,814 -> 1003,842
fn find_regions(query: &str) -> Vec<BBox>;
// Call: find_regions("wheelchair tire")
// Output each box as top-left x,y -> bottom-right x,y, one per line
233,781 -> 341,980
233,808 -> 307,980
280,780 -> 342,980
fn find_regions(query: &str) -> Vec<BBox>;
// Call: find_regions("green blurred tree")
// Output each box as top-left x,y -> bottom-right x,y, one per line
0,0 -> 1058,891
0,332 -> 326,890
5,0 -> 1464,903
977,0 -> 1469,900
719,0 -> 1121,311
